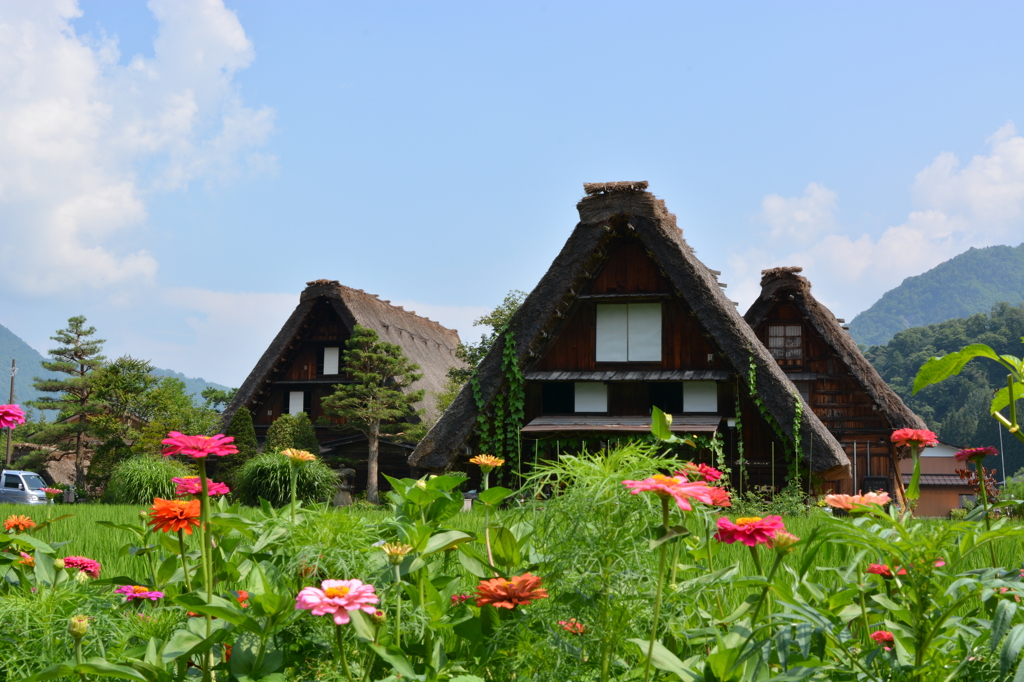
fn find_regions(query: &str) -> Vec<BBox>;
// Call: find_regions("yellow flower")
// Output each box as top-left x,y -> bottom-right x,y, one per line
281,448 -> 316,464
470,454 -> 505,473
381,542 -> 414,565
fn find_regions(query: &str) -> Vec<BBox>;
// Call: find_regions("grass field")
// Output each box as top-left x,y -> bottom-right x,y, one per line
6,501 -> 1024,591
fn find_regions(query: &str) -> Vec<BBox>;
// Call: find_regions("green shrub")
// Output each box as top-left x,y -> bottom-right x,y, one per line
264,411 -> 320,455
216,405 -> 260,485
104,455 -> 193,505
234,451 -> 336,507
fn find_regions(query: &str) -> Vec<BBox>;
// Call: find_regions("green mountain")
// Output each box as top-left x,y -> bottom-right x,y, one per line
865,302 -> 1024,478
849,243 -> 1024,348
0,321 -> 230,410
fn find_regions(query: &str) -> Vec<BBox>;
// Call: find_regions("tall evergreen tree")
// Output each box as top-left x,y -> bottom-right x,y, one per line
322,325 -> 423,504
218,405 -> 259,485
29,316 -> 106,488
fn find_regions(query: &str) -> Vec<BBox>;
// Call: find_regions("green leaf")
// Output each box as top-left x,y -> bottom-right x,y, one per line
913,344 -> 1007,394
96,520 -> 146,538
422,530 -> 473,556
627,638 -> 702,681
1016,655 -> 1024,682
490,526 -> 520,567
33,550 -> 55,586
993,599 -> 1018,652
651,406 -> 673,441
368,644 -> 420,679
907,455 -> 922,501
991,382 -> 1024,414
478,487 -> 513,506
21,662 -> 76,681
173,594 -> 262,634
649,525 -> 690,551
349,608 -> 378,642
1001,624 -> 1024,677
457,547 -> 493,578
75,658 -> 149,681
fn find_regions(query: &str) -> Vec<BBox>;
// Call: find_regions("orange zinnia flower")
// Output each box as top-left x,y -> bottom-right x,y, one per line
474,573 -> 548,609
470,454 -> 505,471
281,448 -> 316,464
4,514 -> 36,533
148,498 -> 201,534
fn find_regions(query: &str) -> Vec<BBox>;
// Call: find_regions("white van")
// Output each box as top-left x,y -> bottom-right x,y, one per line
0,470 -> 49,505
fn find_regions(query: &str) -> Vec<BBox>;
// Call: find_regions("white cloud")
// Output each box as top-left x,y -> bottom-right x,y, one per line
733,124 -> 1024,318
759,182 -> 839,242
0,0 -> 274,295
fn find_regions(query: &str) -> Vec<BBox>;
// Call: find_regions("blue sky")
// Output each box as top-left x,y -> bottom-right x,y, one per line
1,1 -> 1023,386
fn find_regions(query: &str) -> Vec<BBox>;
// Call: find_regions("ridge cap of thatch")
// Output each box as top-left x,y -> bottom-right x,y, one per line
410,185 -> 849,476
744,268 -> 927,431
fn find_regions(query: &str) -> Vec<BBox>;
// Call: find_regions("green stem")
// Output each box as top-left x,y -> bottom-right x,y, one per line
74,637 -> 87,682
751,553 -> 784,624
393,565 -> 402,649
146,552 -> 158,589
706,512 -> 725,618
976,462 -> 998,568
290,464 -> 298,525
336,624 -> 354,682
177,530 -> 193,592
643,497 -> 671,682
198,459 -> 214,682
748,544 -> 764,576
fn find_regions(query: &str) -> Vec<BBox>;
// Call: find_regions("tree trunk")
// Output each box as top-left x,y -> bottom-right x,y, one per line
366,421 -> 380,504
75,429 -> 86,490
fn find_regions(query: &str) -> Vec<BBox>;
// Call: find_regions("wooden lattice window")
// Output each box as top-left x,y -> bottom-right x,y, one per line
768,324 -> 802,365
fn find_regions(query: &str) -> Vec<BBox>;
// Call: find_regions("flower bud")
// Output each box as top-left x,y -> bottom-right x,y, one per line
381,542 -> 414,565
414,479 -> 427,490
68,615 -> 89,639
53,558 -> 65,570
664,413 -> 673,426
767,530 -> 800,554
139,510 -> 149,520
370,609 -> 387,625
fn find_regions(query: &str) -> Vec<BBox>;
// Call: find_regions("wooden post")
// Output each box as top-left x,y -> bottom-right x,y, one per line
5,359 -> 15,467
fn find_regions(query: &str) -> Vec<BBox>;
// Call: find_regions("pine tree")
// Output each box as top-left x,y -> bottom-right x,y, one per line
29,316 -> 106,488
218,405 -> 259,485
322,325 -> 423,504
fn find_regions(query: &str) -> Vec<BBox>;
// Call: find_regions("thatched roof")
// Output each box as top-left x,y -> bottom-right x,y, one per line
410,184 -> 850,477
223,280 -> 465,425
744,267 -> 927,431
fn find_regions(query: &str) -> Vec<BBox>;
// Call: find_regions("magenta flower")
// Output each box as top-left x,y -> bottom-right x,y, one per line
954,446 -> 998,463
621,475 -> 713,511
161,432 -> 238,459
173,477 -> 230,497
679,463 -> 723,483
714,516 -> 786,547
295,579 -> 379,625
0,404 -> 26,429
115,585 -> 164,601
63,556 -> 101,579
891,428 -> 938,449
41,487 -> 63,499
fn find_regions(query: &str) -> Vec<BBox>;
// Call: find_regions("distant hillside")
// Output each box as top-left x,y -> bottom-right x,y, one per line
849,243 -> 1024,347
0,321 -> 230,409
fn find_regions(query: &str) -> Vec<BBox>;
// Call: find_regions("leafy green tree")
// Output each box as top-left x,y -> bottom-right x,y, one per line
218,405 -> 259,485
134,377 -> 220,456
264,411 -> 320,455
436,289 -> 525,412
322,325 -> 424,504
28,316 -> 106,488
202,386 -> 238,412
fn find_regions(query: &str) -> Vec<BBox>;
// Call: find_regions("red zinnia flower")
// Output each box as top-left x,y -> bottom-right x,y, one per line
63,556 -> 101,579
559,618 -> 585,634
148,498 -> 201,534
706,486 -> 732,507
0,404 -> 26,429
4,514 -> 36,533
236,590 -> 250,608
161,432 -> 238,459
679,463 -> 723,483
954,446 -> 998,463
714,516 -> 786,547
474,573 -> 549,609
891,428 -> 938,449
870,630 -> 894,644
451,594 -> 470,606
867,563 -> 892,578
173,477 -> 230,497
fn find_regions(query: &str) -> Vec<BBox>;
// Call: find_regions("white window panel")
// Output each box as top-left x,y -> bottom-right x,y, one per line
683,381 -> 718,413
288,391 -> 305,415
596,304 -> 628,361
323,347 -> 340,375
627,303 -> 662,361
574,382 -> 608,413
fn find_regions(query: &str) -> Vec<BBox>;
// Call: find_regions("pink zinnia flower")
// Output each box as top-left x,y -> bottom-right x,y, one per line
706,486 -> 732,507
867,563 -> 892,578
172,477 -> 230,497
825,491 -> 891,510
870,630 -> 894,644
559,618 -> 586,634
954,446 -> 998,463
295,579 -> 379,625
451,594 -> 470,606
891,428 -> 938,449
714,516 -> 786,547
622,475 -> 713,511
679,463 -> 723,483
0,404 -> 26,429
63,556 -> 101,579
161,432 -> 238,459
115,585 -> 164,601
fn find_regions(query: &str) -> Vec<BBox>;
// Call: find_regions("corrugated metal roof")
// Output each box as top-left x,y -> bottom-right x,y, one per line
901,474 -> 971,487
521,414 -> 721,434
524,370 -> 731,382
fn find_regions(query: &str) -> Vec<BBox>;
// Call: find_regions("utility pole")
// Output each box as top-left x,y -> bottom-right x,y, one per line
5,359 -> 16,467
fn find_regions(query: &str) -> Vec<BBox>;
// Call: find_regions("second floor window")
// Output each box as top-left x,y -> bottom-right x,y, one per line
768,324 -> 802,363
596,303 -> 662,362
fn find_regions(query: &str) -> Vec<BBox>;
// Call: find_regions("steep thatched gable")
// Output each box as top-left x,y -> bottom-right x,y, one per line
410,184 -> 850,477
223,280 -> 464,427
744,267 -> 927,431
